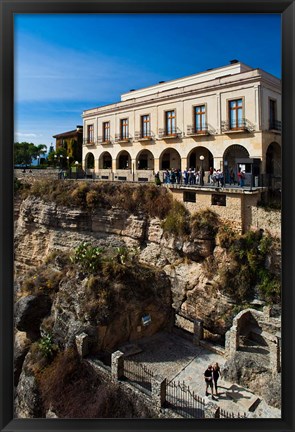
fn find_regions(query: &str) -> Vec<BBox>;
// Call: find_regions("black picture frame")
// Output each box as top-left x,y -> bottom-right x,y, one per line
1,1 -> 294,431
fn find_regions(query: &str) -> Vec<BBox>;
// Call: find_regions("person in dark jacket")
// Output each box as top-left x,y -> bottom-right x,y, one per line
212,362 -> 221,396
204,365 -> 214,397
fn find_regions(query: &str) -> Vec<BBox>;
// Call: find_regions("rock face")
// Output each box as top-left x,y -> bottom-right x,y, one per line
14,331 -> 31,385
15,294 -> 52,340
15,353 -> 43,418
51,269 -> 172,352
15,196 -> 228,336
222,352 -> 281,409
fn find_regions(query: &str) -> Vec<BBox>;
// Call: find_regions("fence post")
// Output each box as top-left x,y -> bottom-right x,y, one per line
111,350 -> 124,381
205,401 -> 220,418
151,376 -> 167,409
75,332 -> 89,358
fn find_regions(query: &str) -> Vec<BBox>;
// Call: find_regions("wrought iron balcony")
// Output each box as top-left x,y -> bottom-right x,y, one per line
158,127 -> 182,139
186,125 -> 210,136
115,133 -> 131,143
97,136 -> 112,145
134,131 -> 154,141
221,118 -> 255,133
83,138 -> 95,146
269,120 -> 282,132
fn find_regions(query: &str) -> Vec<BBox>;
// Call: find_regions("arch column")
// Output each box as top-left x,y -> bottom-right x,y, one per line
112,159 -> 116,172
213,157 -> 223,170
154,158 -> 160,173
181,157 -> 187,172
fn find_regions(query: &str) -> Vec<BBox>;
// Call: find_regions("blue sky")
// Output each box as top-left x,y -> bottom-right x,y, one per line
14,14 -> 281,149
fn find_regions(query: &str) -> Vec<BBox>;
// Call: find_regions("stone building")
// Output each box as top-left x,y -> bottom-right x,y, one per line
53,125 -> 83,164
82,60 -> 281,185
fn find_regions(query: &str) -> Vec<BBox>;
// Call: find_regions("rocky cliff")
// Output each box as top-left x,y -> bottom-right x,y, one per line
14,194 -> 234,339
14,181 -> 281,417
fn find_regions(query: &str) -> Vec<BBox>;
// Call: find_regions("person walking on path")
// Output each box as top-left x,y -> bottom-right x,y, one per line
204,365 -> 214,398
212,362 -> 221,396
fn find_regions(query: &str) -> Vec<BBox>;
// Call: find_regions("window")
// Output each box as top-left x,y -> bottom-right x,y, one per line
194,105 -> 206,132
103,122 -> 110,142
212,194 -> 226,206
269,99 -> 277,129
165,110 -> 176,135
120,118 -> 129,139
184,192 -> 196,203
229,99 -> 243,129
141,114 -> 151,138
87,124 -> 94,143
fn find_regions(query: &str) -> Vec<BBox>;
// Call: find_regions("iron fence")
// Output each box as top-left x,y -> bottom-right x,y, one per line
165,380 -> 205,419
123,360 -> 154,393
219,408 -> 247,419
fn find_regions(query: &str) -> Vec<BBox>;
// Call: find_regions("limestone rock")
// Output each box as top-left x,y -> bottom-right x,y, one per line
222,352 -> 281,409
15,294 -> 52,340
15,356 -> 43,418
14,331 -> 31,385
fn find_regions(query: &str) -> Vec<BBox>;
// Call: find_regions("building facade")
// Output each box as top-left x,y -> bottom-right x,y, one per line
82,61 -> 281,185
53,125 -> 83,164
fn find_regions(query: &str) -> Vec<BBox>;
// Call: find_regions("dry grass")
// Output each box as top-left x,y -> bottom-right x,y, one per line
23,179 -> 174,219
37,348 -> 155,418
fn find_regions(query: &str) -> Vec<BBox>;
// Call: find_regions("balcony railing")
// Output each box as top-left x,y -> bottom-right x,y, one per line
115,133 -> 132,143
221,118 -> 255,133
186,125 -> 210,136
158,127 -> 182,139
97,136 -> 112,145
134,131 -> 155,141
269,120 -> 282,132
83,138 -> 95,146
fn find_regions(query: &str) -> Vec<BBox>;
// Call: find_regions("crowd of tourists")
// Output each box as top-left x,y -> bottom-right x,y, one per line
158,167 -> 246,187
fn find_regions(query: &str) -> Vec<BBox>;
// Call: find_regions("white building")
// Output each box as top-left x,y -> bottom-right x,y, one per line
82,60 -> 281,186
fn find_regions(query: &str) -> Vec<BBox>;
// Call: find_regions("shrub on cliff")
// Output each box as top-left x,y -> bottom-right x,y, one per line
37,348 -> 157,418
218,229 -> 281,304
162,200 -> 190,237
21,266 -> 63,298
23,179 -> 174,219
191,209 -> 220,239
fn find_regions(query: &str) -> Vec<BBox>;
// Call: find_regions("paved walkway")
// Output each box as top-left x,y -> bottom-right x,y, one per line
121,331 -> 281,418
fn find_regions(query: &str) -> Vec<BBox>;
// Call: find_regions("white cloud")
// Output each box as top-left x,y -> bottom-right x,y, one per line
15,132 -> 39,138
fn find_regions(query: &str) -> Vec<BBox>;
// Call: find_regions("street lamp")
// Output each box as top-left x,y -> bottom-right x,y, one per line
60,154 -> 63,168
36,155 -> 40,166
54,154 -> 57,168
66,156 -> 69,168
199,155 -> 204,186
75,161 -> 79,179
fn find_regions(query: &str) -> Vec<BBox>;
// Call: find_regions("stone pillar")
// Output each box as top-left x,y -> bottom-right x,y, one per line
193,319 -> 203,346
154,158 -> 160,173
225,326 -> 239,359
181,157 -> 187,172
269,337 -> 281,374
151,376 -> 166,409
213,157 -> 223,171
75,332 -> 89,358
111,350 -> 124,381
112,158 -> 116,172
205,401 -> 220,418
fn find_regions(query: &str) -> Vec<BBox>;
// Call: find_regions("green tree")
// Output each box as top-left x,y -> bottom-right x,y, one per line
14,142 -> 47,166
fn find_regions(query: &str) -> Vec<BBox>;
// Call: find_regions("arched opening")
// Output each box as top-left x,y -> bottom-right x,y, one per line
116,150 -> 131,170
159,148 -> 181,170
85,152 -> 95,169
136,150 -> 154,170
266,142 -> 281,176
99,152 -> 112,169
187,147 -> 213,171
223,144 -> 249,183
